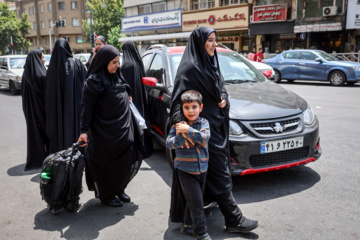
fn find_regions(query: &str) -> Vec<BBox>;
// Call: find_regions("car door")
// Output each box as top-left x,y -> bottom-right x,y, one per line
298,51 -> 326,80
277,51 -> 300,79
144,53 -> 170,137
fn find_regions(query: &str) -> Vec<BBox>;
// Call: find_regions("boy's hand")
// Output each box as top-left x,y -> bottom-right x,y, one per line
176,122 -> 189,134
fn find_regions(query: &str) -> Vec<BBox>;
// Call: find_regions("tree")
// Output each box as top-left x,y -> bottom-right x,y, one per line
107,25 -> 126,50
0,3 -> 31,54
82,0 -> 125,48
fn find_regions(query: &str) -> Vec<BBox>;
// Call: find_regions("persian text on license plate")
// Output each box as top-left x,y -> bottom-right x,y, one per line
260,137 -> 304,154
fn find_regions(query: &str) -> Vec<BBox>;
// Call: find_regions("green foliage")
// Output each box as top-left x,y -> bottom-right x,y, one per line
107,25 -> 126,50
0,3 -> 31,54
82,0 -> 125,46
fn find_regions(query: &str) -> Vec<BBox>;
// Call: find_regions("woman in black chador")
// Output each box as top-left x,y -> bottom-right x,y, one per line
45,39 -> 86,153
170,26 -> 259,233
21,49 -> 49,170
77,45 -> 144,207
120,40 -> 153,158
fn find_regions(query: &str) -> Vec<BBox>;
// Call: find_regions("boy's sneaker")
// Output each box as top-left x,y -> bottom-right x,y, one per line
180,224 -> 195,237
197,232 -> 212,240
225,216 -> 259,233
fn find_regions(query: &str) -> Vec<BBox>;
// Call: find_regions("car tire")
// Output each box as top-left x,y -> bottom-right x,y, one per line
329,71 -> 346,86
165,123 -> 175,169
9,81 -> 19,95
273,69 -> 281,83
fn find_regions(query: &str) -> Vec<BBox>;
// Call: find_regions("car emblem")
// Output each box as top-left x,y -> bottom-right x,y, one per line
273,122 -> 283,133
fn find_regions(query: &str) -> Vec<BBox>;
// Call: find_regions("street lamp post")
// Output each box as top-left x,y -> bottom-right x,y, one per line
85,9 -> 95,46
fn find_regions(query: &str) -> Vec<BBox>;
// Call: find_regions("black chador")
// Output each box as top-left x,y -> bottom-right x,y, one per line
45,39 -> 86,153
21,49 -> 49,170
80,45 -> 144,201
169,26 -> 232,222
120,40 -> 153,158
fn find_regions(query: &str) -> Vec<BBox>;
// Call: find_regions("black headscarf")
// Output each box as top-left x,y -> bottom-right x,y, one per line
169,26 -> 232,222
45,39 -> 86,153
120,40 -> 152,158
21,49 -> 49,170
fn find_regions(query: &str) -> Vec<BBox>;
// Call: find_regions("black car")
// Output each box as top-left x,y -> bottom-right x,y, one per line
141,45 -> 321,175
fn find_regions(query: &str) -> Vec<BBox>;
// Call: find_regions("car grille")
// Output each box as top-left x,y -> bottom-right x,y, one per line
249,117 -> 301,136
249,146 -> 309,168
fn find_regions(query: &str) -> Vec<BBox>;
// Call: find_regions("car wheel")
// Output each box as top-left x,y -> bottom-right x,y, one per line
329,71 -> 346,86
9,81 -> 19,95
273,69 -> 281,83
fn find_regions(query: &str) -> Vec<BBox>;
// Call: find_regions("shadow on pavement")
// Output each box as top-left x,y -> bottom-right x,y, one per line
33,198 -> 139,239
7,163 -> 41,177
279,80 -> 360,88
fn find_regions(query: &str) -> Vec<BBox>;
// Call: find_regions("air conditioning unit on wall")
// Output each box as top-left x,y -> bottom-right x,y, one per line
323,6 -> 338,16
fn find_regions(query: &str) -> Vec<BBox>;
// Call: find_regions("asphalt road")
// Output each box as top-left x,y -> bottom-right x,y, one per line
0,81 -> 359,240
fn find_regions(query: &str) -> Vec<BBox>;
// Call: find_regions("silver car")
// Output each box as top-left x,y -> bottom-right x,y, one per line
0,55 -> 27,95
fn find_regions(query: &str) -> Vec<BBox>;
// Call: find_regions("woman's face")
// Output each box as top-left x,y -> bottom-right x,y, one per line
41,53 -> 45,64
205,32 -> 217,57
107,55 -> 120,74
94,39 -> 105,51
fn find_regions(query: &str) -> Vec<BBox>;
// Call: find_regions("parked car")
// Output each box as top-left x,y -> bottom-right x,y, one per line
263,49 -> 360,86
0,55 -> 27,94
245,58 -> 275,80
74,53 -> 90,66
141,45 -> 322,176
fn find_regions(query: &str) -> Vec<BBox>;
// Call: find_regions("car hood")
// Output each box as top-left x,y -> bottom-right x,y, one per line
9,68 -> 24,76
226,81 -> 307,120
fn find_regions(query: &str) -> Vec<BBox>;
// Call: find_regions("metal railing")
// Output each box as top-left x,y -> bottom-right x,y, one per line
331,52 -> 360,63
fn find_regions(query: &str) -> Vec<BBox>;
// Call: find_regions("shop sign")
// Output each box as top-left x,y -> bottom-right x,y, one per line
218,36 -> 240,42
294,22 -> 341,33
76,36 -> 83,43
182,7 -> 248,31
252,4 -> 287,22
121,9 -> 182,32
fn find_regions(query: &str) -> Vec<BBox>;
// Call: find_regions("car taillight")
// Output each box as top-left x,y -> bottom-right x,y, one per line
263,70 -> 272,79
315,137 -> 320,150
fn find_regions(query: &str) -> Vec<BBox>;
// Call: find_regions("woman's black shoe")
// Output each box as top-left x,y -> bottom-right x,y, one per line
101,196 -> 124,207
118,192 -> 131,202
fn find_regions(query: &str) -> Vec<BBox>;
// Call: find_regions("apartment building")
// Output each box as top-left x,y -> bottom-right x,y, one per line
15,0 -> 92,54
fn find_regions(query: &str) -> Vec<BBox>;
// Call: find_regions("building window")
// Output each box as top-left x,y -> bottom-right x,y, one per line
152,2 -> 166,13
125,6 -> 138,17
33,6 -> 36,14
41,21 -> 45,29
220,0 -> 246,6
24,9 -> 27,14
40,4 -> 44,12
29,7 -> 32,15
297,0 -> 344,18
46,37 -> 49,45
37,38 -> 39,45
30,23 -> 34,30
191,0 -> 215,10
138,4 -> 151,15
58,2 -> 65,10
64,36 -> 70,42
71,2 -> 78,9
49,20 -> 53,28
48,3 -> 52,11
72,18 -> 79,27
34,22 -> 37,30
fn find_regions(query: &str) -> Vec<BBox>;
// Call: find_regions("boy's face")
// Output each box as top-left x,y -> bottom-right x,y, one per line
182,101 -> 203,124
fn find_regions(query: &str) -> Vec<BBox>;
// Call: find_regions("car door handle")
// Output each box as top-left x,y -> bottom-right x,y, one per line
299,63 -> 305,65
279,61 -> 284,64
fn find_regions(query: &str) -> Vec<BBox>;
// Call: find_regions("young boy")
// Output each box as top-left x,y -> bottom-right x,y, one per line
166,90 -> 211,240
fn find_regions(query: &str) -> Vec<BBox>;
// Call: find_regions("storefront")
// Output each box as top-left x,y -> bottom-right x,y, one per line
182,5 -> 250,53
249,3 -> 294,53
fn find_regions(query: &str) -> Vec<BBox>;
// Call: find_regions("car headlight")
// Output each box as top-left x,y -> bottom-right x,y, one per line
303,105 -> 315,125
16,76 -> 21,81
229,120 -> 244,136
352,66 -> 360,71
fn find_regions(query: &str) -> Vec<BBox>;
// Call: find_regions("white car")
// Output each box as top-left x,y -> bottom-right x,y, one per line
0,55 -> 27,94
241,55 -> 275,80
74,53 -> 91,66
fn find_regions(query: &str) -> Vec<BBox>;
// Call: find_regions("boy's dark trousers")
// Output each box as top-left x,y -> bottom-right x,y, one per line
177,169 -> 207,235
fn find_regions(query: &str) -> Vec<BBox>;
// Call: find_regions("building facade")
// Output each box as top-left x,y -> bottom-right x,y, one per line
15,0 -> 92,54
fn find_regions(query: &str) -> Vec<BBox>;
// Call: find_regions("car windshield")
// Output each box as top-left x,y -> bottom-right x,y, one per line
169,51 -> 265,83
9,58 -> 26,69
315,50 -> 338,61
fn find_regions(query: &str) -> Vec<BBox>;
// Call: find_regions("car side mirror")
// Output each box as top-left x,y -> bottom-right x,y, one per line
142,77 -> 165,90
315,58 -> 323,63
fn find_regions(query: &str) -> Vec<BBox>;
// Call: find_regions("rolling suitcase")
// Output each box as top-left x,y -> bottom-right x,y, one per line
40,142 -> 85,215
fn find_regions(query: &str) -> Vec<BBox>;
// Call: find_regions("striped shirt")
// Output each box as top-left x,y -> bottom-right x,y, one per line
166,117 -> 210,175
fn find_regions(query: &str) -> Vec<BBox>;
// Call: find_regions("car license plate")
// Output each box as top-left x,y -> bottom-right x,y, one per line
260,137 -> 304,154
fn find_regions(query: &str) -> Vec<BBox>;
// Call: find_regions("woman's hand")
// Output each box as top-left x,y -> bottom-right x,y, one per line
218,98 -> 226,108
78,133 -> 88,147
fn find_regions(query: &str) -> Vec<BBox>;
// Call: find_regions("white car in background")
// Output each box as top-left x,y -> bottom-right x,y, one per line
247,59 -> 275,80
74,53 -> 91,67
